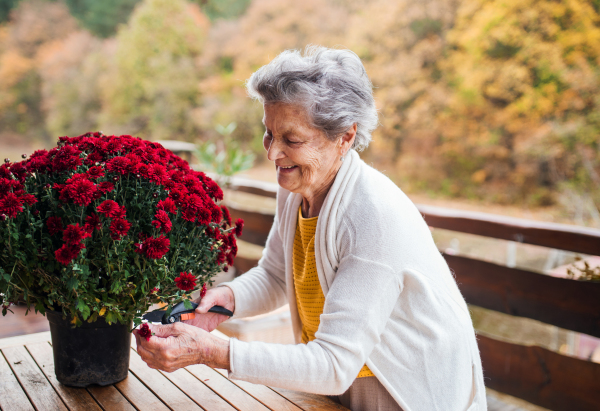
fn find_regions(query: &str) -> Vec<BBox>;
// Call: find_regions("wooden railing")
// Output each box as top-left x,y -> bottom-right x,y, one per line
225,177 -> 600,411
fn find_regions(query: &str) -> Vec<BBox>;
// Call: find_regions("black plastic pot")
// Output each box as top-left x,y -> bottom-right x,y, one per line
46,310 -> 132,387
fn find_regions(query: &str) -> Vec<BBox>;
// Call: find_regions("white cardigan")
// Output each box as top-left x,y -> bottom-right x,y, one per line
222,150 -> 487,411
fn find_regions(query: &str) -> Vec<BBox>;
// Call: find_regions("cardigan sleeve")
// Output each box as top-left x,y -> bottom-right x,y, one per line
228,252 -> 401,394
219,209 -> 289,319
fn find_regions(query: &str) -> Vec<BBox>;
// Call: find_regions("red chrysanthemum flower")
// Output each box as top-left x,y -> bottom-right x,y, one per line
84,151 -> 103,165
196,207 -> 211,226
181,208 -> 196,222
19,193 -> 37,206
142,235 -> 170,259
97,200 -> 120,217
106,156 -> 130,175
47,216 -> 63,235
221,206 -> 232,226
51,145 -> 82,172
65,178 -> 97,207
87,166 -> 105,179
55,242 -> 85,265
110,218 -> 131,240
157,198 -> 177,214
200,283 -> 207,298
97,181 -> 115,194
210,203 -> 222,223
185,194 -> 204,211
132,163 -> 148,178
174,272 -> 196,292
148,163 -> 168,185
138,323 -> 153,341
151,210 -> 172,233
63,224 -> 90,244
205,179 -> 223,201
0,193 -> 24,218
84,213 -> 101,233
234,219 -> 244,237
26,149 -> 50,172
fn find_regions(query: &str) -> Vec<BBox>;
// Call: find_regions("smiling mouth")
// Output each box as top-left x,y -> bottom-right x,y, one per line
277,165 -> 298,173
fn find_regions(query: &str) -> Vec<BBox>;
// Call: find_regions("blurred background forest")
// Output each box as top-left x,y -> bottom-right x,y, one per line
0,0 -> 599,226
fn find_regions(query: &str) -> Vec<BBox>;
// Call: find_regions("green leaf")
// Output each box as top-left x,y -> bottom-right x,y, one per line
183,299 -> 193,310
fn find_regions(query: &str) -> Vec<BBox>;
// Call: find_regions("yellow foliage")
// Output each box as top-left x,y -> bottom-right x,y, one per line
0,50 -> 32,90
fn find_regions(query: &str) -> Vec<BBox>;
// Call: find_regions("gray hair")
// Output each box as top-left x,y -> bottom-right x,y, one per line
246,45 -> 378,152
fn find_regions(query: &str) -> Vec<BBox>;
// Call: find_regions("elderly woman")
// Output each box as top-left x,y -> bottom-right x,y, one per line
135,46 -> 486,411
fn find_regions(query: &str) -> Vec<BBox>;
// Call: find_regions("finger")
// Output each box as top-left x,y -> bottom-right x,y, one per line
136,338 -> 157,365
196,289 -> 221,314
149,323 -> 178,338
133,330 -> 141,350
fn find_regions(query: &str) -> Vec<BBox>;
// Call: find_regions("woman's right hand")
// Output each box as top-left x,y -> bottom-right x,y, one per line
183,286 -> 235,332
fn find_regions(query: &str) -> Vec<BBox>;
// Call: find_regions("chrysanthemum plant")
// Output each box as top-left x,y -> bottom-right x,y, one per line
0,132 -> 243,327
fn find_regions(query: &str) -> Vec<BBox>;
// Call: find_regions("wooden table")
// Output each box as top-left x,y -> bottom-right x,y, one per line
0,331 -> 349,411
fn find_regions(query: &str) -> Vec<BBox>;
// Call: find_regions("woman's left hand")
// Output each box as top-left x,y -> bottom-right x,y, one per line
134,322 -> 230,372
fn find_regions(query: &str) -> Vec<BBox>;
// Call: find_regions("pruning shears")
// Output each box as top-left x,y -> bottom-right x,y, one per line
142,301 -> 233,324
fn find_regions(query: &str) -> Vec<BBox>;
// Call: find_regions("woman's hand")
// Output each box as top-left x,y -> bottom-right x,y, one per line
134,322 -> 230,372
183,286 -> 235,332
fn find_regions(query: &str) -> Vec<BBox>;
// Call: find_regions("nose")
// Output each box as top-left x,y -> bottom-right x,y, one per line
265,136 -> 286,162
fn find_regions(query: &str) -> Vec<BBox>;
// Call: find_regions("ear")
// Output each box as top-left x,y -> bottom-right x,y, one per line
339,123 -> 357,154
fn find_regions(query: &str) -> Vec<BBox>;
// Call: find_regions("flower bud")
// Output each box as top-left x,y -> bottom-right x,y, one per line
21,154 -> 27,159
4,158 -> 9,163
113,176 -> 119,182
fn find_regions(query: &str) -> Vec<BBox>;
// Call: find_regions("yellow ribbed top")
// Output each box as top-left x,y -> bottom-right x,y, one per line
293,207 -> 374,378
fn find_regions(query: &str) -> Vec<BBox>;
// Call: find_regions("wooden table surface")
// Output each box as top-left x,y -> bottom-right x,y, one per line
0,331 -> 349,411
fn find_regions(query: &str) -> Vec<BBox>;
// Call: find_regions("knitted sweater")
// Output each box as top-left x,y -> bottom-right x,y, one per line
222,150 -> 487,411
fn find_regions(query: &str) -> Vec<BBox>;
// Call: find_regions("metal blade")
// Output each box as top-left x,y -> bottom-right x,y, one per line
142,309 -> 166,323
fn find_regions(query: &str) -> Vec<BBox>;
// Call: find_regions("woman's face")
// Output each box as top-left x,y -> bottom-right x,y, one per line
262,103 -> 348,201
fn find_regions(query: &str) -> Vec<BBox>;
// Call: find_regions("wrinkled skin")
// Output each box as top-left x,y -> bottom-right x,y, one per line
134,321 -> 230,372
135,287 -> 234,371
263,102 -> 356,218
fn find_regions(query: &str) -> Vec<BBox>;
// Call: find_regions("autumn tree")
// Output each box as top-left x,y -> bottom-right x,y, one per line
432,0 -> 600,206
98,0 -> 209,140
0,0 -> 77,141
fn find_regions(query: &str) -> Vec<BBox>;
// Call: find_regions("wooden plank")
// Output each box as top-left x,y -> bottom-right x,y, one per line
160,367 -> 236,411
129,330 -> 233,410
0,349 -> 35,411
128,349 -> 203,410
87,385 -> 136,411
186,364 -> 270,411
478,334 -> 600,411
0,331 -> 51,349
447,254 -> 600,338
228,205 -> 274,247
2,345 -> 68,411
233,255 -> 260,276
269,387 -> 349,411
418,204 -> 600,255
213,368 -> 302,411
114,371 -> 170,411
25,342 -> 102,411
